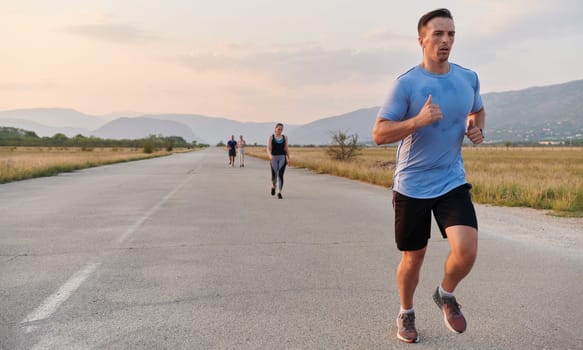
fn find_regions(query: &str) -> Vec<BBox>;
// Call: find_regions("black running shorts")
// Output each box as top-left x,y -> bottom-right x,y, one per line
392,183 -> 478,251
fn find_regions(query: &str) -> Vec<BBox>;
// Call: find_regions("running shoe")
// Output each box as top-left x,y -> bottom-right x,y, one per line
396,312 -> 419,343
432,287 -> 467,333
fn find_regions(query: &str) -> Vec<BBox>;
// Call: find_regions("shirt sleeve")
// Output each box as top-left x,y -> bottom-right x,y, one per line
378,79 -> 409,121
471,72 -> 484,113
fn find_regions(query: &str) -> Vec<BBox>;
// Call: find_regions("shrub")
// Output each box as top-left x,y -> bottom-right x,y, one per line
327,130 -> 362,161
143,143 -> 154,153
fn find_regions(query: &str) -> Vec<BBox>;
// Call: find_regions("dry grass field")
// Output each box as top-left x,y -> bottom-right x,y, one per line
0,147 -> 192,183
2,146 -> 581,216
246,146 -> 583,216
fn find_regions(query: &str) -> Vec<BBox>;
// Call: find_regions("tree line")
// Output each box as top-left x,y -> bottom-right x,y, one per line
0,126 -> 205,151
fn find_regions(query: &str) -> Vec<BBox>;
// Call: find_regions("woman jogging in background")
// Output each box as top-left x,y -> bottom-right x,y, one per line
266,123 -> 290,199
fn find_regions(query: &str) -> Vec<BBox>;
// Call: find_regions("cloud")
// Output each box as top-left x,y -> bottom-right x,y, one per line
266,47 -> 402,85
63,22 -> 155,44
364,27 -> 412,43
172,2 -> 580,91
461,1 -> 583,43
0,80 -> 55,91
176,44 -> 415,87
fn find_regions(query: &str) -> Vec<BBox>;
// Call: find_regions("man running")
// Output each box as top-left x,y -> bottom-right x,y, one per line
372,8 -> 486,343
227,135 -> 237,167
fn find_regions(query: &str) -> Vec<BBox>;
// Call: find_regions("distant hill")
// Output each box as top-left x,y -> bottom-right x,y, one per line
0,108 -> 105,130
481,79 -> 583,142
0,118 -> 91,138
286,107 -> 378,145
92,117 -> 200,142
140,114 -> 299,145
0,79 -> 581,144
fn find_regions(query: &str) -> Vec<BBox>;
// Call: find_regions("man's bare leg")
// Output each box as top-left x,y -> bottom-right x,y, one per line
441,225 -> 478,293
397,247 -> 427,309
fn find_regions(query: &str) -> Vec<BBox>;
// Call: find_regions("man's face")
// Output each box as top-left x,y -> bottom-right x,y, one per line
419,17 -> 455,63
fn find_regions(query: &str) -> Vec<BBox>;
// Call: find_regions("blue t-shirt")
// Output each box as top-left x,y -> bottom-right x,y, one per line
378,63 -> 483,198
227,140 -> 237,151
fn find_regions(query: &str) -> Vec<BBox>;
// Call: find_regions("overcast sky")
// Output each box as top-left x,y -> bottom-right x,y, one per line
1,1 -> 582,124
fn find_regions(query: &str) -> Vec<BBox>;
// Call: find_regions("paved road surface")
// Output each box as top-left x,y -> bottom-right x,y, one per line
1,148 -> 581,349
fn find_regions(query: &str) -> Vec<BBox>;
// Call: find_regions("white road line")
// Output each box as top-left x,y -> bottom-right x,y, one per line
21,262 -> 101,325
21,159 -> 201,335
116,175 -> 192,244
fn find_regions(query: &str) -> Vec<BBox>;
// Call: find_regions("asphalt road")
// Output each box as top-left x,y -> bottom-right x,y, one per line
1,147 -> 581,349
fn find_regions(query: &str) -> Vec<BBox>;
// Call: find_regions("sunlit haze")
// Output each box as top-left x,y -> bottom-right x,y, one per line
1,1 -> 582,124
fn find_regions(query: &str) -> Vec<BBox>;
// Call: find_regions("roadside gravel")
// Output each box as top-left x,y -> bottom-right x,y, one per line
475,204 -> 583,252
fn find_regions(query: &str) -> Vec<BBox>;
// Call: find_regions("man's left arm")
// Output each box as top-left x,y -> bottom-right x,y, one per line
466,107 -> 486,144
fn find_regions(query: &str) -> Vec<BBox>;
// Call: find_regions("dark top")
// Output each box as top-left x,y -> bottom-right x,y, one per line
270,135 -> 286,156
227,140 -> 237,151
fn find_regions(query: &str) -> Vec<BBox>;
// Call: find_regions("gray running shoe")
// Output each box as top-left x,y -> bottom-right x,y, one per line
396,312 -> 419,343
433,287 -> 467,333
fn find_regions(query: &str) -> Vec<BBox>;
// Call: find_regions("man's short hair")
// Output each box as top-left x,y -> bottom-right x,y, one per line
417,8 -> 453,35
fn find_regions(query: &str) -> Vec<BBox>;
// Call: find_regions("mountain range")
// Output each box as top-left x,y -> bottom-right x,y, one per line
1,79 -> 582,145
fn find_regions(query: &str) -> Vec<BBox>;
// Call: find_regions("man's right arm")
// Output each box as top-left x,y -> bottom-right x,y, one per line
372,117 -> 420,145
372,94 -> 442,145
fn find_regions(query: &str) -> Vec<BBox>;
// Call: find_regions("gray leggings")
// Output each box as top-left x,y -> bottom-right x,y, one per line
270,155 -> 287,191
